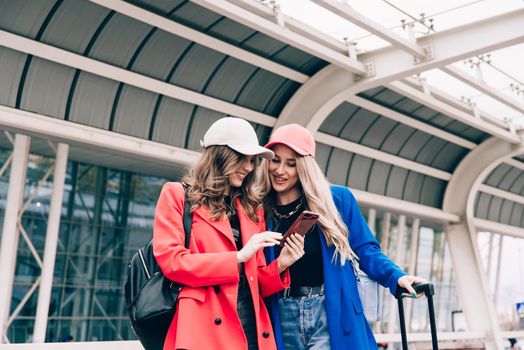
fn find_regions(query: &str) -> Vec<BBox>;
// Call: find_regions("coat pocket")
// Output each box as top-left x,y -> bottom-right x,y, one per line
178,287 -> 207,303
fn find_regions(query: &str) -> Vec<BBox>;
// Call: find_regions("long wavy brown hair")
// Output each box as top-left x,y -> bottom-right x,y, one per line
183,145 -> 262,222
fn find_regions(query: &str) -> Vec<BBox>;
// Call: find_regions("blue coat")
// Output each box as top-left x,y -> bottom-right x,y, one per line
265,185 -> 406,350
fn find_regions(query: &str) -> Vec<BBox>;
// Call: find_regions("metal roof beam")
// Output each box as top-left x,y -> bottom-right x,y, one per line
351,188 -> 460,223
316,131 -> 453,181
0,105 -> 201,167
354,8 -> 524,91
190,0 -> 369,75
88,0 -> 308,84
473,218 -> 524,239
347,95 -> 477,150
0,29 -> 277,127
310,0 -> 427,58
402,77 -> 509,129
387,81 -> 520,144
441,65 -> 524,115
479,184 -> 524,206
228,0 -> 347,54
285,16 -> 348,54
506,158 -> 524,172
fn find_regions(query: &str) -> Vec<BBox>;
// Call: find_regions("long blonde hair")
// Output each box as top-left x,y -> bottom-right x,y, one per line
184,145 -> 262,222
262,155 -> 355,264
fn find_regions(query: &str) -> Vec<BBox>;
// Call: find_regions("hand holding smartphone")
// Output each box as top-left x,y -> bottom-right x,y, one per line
279,210 -> 319,246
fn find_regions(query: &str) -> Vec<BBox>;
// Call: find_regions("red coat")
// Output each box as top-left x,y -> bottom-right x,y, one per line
153,182 -> 290,350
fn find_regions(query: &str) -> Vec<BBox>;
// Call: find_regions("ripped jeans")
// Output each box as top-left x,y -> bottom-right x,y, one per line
278,293 -> 331,350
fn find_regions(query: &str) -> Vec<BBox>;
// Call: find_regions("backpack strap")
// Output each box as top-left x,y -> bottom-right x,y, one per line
182,183 -> 192,249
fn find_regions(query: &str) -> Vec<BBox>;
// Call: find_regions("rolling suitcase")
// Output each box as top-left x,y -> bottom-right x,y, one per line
395,282 -> 439,350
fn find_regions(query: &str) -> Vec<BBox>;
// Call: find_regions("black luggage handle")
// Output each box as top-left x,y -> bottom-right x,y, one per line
395,282 -> 434,299
395,282 -> 438,350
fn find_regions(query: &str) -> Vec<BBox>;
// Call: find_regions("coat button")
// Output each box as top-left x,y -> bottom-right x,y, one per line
249,276 -> 254,282
262,332 -> 270,338
214,318 -> 222,325
343,329 -> 350,336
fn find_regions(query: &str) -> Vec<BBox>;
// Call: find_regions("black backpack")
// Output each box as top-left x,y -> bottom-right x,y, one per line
124,185 -> 192,350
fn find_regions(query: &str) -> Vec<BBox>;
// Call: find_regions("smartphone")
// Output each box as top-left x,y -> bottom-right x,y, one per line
279,210 -> 319,246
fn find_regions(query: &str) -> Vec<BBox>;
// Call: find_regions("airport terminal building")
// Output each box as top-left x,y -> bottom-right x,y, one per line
0,0 -> 523,349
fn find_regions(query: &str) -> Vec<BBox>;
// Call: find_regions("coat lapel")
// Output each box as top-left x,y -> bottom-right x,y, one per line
193,205 -> 236,247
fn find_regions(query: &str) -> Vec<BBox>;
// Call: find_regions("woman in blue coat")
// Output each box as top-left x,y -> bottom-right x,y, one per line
262,124 -> 425,350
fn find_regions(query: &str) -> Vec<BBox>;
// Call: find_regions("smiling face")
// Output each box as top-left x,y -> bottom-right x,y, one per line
268,144 -> 301,204
229,155 -> 256,188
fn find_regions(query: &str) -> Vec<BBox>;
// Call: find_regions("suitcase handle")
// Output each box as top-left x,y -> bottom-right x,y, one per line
395,282 -> 438,350
395,282 -> 435,299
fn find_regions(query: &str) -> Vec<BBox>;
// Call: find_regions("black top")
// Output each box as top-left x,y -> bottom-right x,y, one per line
224,196 -> 242,251
273,197 -> 324,287
225,196 -> 247,277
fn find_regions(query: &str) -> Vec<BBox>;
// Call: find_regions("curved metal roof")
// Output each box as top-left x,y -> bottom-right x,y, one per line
475,192 -> 524,227
358,87 -> 491,144
0,0 -> 319,150
316,142 -> 447,207
475,162 -> 524,226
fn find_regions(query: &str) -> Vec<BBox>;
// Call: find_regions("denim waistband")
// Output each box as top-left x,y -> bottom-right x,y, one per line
282,284 -> 325,298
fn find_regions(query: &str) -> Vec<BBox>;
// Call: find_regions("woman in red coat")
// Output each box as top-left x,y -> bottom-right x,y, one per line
153,117 -> 305,350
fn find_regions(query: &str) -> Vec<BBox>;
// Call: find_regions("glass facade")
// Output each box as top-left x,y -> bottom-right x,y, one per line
477,232 -> 524,330
0,147 -> 166,342
362,210 -> 461,333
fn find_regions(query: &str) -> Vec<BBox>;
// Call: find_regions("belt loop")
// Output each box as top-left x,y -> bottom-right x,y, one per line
283,287 -> 290,298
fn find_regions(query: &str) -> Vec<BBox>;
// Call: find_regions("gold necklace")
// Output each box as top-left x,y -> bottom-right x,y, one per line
272,198 -> 303,220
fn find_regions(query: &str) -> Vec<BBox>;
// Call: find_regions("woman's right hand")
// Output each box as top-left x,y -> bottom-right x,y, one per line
237,231 -> 282,263
277,233 -> 305,273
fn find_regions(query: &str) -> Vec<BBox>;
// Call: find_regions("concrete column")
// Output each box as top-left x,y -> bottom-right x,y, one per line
33,143 -> 69,342
407,219 -> 420,276
380,212 -> 392,253
406,218 -> 420,330
387,215 -> 406,333
0,134 -> 30,341
434,232 -> 447,330
367,208 -> 376,233
493,235 -> 504,307
375,212 -> 391,333
486,233 -> 495,288
445,223 -> 503,349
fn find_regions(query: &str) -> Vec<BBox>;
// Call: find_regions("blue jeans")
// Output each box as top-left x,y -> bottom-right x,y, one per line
278,294 -> 331,350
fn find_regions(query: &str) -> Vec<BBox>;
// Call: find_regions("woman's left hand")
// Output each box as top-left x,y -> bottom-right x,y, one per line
277,233 -> 305,273
397,275 -> 427,298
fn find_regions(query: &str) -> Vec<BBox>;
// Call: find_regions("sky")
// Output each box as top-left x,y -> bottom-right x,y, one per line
277,0 -> 524,125
274,0 -> 524,321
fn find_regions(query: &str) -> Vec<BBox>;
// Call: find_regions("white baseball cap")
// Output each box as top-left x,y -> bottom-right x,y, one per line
200,117 -> 274,159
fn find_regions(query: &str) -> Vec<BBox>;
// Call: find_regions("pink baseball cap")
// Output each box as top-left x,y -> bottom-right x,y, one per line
265,124 -> 316,157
